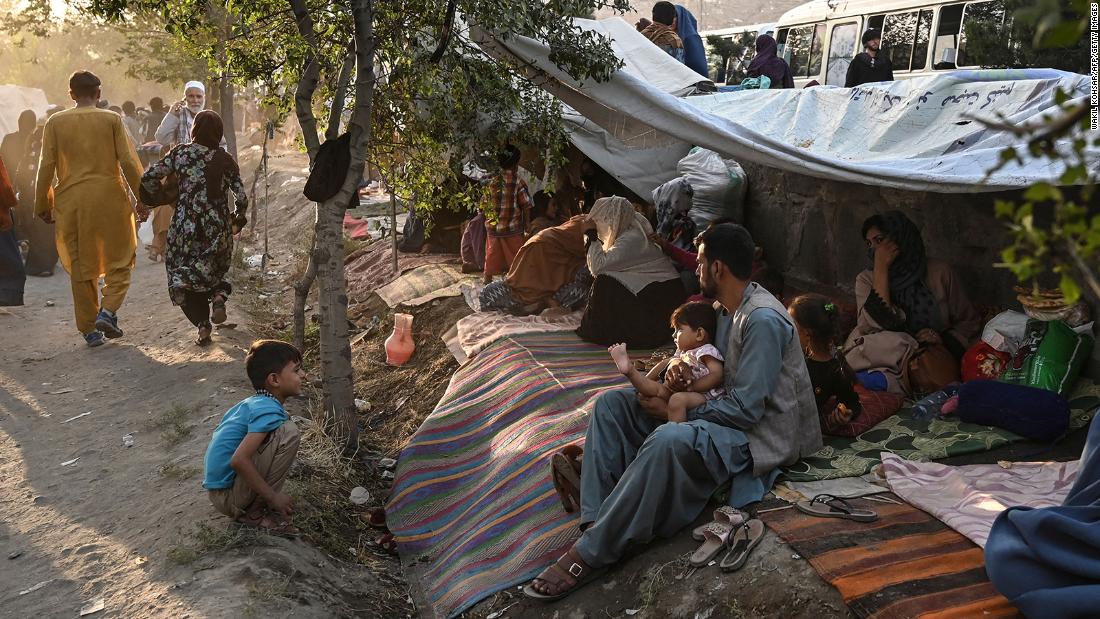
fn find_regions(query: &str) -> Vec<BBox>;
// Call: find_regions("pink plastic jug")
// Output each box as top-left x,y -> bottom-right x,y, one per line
385,313 -> 415,366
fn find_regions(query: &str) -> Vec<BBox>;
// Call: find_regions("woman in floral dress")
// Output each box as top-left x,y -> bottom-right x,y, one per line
141,110 -> 247,345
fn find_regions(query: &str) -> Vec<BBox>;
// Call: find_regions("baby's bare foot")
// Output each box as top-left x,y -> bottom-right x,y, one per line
608,343 -> 633,375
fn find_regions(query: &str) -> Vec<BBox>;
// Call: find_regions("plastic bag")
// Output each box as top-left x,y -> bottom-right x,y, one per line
1001,319 -> 1094,395
980,310 -> 1030,353
962,341 -> 1011,382
675,148 -> 747,228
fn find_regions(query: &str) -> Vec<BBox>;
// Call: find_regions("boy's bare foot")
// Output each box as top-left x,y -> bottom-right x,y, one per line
608,343 -> 633,375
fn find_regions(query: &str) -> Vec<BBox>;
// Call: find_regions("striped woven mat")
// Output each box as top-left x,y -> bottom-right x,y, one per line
385,331 -> 641,618
759,495 -> 1022,618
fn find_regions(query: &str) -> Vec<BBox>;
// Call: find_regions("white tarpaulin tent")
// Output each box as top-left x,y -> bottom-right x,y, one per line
472,19 -> 1097,196
0,85 -> 49,137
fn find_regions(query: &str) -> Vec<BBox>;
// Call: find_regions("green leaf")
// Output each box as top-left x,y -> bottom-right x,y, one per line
1024,182 -> 1062,203
1060,272 -> 1082,304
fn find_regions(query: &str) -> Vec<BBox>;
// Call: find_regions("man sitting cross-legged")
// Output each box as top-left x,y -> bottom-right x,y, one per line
525,223 -> 822,600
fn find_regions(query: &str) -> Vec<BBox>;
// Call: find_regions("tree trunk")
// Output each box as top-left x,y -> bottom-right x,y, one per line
220,81 -> 238,159
310,0 -> 376,454
293,235 -> 318,351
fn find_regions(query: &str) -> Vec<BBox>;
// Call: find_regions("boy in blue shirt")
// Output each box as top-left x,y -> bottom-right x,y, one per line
203,340 -> 305,536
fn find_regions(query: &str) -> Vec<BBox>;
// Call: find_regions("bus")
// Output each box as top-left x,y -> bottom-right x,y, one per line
773,0 -> 1007,88
699,23 -> 776,85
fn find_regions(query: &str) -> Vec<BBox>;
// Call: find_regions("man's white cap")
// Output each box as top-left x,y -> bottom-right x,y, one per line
184,80 -> 206,94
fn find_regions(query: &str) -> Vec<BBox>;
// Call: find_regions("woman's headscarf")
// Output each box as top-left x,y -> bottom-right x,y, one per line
190,110 -> 238,203
589,196 -> 652,251
746,34 -> 795,89
872,211 -> 942,333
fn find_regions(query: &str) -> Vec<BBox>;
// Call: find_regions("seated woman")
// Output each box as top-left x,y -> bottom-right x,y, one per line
576,196 -> 685,349
984,415 -> 1100,618
845,211 -> 980,392
479,215 -> 591,315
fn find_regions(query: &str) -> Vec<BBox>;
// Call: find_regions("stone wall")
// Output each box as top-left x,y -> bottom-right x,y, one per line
738,160 -> 1023,309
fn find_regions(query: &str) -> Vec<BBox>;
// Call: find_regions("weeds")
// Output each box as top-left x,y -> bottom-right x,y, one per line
242,574 -> 294,618
634,553 -> 692,609
149,404 -> 194,449
167,522 -> 261,565
159,463 -> 200,480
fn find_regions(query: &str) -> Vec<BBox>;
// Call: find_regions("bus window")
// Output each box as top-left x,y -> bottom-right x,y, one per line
883,11 -> 919,70
911,10 -> 933,70
958,0 -> 1007,66
933,3 -> 965,68
785,25 -> 814,77
826,22 -> 859,85
868,15 -> 885,33
808,23 -> 826,76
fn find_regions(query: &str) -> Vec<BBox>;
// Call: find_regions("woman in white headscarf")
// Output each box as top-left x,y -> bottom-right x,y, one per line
576,196 -> 685,348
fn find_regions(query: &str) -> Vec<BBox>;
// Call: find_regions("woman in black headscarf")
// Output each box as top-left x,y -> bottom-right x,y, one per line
847,211 -> 981,361
141,110 -> 248,345
746,34 -> 795,89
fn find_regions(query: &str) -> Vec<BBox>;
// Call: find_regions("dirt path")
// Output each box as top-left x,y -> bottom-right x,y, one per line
0,252 -> 378,617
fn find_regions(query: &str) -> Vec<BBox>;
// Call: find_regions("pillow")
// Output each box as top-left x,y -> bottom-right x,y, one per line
827,385 -> 905,438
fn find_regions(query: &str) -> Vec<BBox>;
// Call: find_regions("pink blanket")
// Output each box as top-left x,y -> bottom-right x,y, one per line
882,452 -> 1078,547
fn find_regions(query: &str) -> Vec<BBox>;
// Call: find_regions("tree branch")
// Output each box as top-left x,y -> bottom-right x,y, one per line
428,0 -> 456,63
326,42 -> 356,140
289,0 -> 322,162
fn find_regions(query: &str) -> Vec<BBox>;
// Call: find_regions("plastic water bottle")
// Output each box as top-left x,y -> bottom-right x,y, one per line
910,385 -> 961,421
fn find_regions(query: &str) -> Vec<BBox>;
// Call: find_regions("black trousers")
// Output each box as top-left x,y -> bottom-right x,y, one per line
178,282 -> 232,327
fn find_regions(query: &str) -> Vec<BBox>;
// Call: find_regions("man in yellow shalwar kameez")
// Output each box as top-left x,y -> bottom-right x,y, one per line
35,71 -> 144,347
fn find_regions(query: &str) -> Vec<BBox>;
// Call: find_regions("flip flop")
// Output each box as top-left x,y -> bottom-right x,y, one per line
689,522 -> 731,567
691,506 -> 745,541
523,551 -> 606,602
550,445 -> 583,513
718,519 -> 765,572
796,494 -> 879,522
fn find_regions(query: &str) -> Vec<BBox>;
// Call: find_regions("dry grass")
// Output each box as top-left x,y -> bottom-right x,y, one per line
159,463 -> 200,480
632,553 -> 693,609
167,522 -> 264,565
149,404 -> 194,450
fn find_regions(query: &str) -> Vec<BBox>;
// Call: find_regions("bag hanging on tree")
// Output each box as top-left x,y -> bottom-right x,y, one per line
957,380 -> 1070,443
1001,319 -> 1093,395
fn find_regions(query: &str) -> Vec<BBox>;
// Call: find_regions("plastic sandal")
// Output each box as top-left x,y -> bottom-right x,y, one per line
689,522 -> 731,567
796,494 -> 879,522
691,505 -> 746,541
719,519 -> 765,572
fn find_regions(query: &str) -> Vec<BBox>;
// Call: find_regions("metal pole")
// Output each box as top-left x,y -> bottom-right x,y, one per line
390,165 -> 398,276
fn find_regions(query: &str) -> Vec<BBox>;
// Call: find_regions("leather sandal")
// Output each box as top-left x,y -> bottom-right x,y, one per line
523,549 -> 606,602
550,444 -> 583,513
691,505 -> 746,541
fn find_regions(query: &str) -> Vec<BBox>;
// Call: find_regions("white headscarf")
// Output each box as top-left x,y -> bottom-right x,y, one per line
589,196 -> 652,251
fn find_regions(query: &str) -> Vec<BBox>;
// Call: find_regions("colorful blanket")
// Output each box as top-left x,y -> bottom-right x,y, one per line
783,381 -> 1100,482
882,452 -> 1078,548
376,264 -> 478,308
386,331 -> 638,619
759,494 -> 1022,618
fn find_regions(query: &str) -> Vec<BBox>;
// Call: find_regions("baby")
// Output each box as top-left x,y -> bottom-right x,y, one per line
609,301 -> 725,422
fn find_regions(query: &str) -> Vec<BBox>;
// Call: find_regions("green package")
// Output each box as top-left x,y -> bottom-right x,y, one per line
1002,320 -> 1094,395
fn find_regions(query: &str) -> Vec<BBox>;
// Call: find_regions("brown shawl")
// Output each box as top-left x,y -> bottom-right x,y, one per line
641,22 -> 684,50
191,110 -> 237,203
505,216 -> 588,306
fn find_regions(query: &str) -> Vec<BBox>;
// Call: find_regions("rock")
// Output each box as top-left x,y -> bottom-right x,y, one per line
378,457 -> 397,469
355,399 -> 372,413
44,300 -> 55,307
7,550 -> 22,559
349,486 -> 371,505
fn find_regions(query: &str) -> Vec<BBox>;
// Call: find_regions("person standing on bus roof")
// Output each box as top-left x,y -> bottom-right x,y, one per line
845,29 -> 894,88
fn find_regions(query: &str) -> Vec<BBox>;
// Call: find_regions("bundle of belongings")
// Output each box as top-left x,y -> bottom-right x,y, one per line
911,302 -> 1094,443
